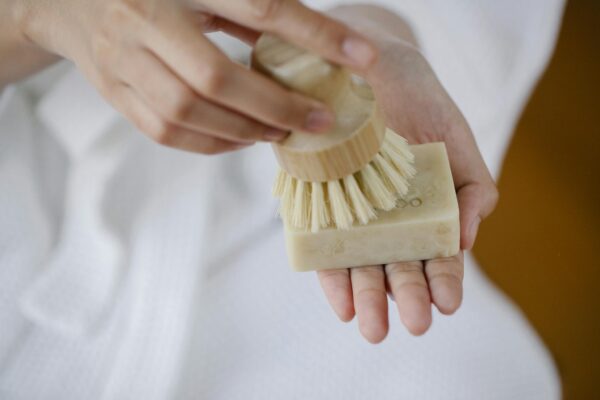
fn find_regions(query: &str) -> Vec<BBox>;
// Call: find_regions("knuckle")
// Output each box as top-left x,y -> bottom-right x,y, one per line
118,0 -> 147,14
95,77 -> 117,101
104,1 -> 133,27
389,281 -> 428,299
165,88 -> 197,122
249,0 -> 286,22
100,0 -> 151,43
304,16 -> 339,44
428,271 -> 463,286
93,1 -> 146,70
487,184 -> 500,207
90,28 -> 116,69
234,122 -> 263,141
359,265 -> 384,274
352,265 -> 384,279
201,139 -> 230,155
198,63 -> 229,97
108,0 -> 149,22
275,96 -> 307,127
426,257 -> 463,277
131,117 -> 150,136
318,269 -> 348,283
355,287 -> 386,299
151,120 -> 178,146
296,10 -> 345,46
385,262 -> 423,275
201,146 -> 223,156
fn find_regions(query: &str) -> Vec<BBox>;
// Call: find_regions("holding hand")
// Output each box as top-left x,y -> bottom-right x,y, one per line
14,0 -> 377,153
317,7 -> 498,343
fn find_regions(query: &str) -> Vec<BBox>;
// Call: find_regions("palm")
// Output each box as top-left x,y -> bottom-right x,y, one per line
317,42 -> 498,343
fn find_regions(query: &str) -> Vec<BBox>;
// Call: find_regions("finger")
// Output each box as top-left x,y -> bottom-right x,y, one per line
199,0 -> 377,69
457,182 -> 499,250
214,18 -> 261,45
162,129 -> 253,154
317,269 -> 354,322
198,13 -> 261,45
424,252 -> 464,315
119,48 -> 289,143
385,261 -> 431,336
144,16 -> 334,132
350,265 -> 388,344
109,83 -> 251,154
442,117 -> 498,249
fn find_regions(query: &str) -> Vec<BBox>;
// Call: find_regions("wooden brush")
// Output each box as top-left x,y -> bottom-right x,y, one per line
252,34 -> 416,232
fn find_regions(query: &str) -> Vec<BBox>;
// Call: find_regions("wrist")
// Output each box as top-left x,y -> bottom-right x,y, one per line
7,1 -> 30,46
12,0 -> 66,57
10,1 -> 44,47
0,1 -> 61,86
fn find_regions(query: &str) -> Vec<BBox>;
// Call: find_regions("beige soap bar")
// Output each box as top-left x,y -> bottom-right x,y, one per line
284,142 -> 460,272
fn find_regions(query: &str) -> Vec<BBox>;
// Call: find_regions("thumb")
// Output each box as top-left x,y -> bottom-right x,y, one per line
457,182 -> 498,250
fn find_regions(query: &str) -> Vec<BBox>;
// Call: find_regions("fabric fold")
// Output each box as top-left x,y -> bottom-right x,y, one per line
19,70 -> 127,336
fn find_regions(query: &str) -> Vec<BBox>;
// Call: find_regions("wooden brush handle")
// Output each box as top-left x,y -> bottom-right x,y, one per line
252,34 -> 385,182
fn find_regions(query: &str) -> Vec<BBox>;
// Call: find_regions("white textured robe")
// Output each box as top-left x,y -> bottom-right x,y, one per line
0,0 -> 565,398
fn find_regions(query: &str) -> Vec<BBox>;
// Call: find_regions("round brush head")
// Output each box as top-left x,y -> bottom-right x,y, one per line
253,34 -> 415,231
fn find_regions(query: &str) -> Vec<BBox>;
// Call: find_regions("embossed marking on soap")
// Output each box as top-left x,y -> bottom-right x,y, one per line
398,196 -> 423,208
319,239 -> 346,256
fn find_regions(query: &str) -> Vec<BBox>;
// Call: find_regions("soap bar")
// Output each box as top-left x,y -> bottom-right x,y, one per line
283,142 -> 460,272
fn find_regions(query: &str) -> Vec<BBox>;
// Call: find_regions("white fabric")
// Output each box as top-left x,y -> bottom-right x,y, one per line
0,1 -> 565,398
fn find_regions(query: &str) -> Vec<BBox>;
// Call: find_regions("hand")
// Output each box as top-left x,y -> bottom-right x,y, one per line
14,0 -> 377,154
317,33 -> 498,343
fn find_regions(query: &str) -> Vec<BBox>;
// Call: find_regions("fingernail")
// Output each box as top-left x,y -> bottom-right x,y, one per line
468,217 -> 481,249
305,109 -> 334,132
263,129 -> 289,142
342,37 -> 376,68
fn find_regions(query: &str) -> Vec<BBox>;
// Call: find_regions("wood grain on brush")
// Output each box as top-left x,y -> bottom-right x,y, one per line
252,34 -> 386,182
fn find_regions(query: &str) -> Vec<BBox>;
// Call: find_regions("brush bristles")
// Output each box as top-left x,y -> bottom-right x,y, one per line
343,174 -> 376,224
272,169 -> 287,197
291,180 -> 310,229
359,163 -> 396,211
327,180 -> 354,230
273,131 -> 416,231
383,133 -> 416,178
372,154 -> 409,195
278,173 -> 296,220
310,181 -> 330,232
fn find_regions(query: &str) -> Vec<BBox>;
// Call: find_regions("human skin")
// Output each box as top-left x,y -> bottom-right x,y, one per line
0,1 -> 497,343
1,0 -> 378,152
316,4 -> 498,343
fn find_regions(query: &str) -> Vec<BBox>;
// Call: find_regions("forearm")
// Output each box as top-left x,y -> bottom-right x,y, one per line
0,2 -> 60,89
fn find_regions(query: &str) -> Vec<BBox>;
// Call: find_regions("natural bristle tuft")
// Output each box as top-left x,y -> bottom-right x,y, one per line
278,173 -> 296,220
273,169 -> 287,197
373,154 -> 409,195
327,180 -> 354,230
273,130 -> 416,231
343,174 -> 376,224
291,181 -> 310,229
383,133 -> 417,178
310,181 -> 330,232
359,163 -> 396,211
